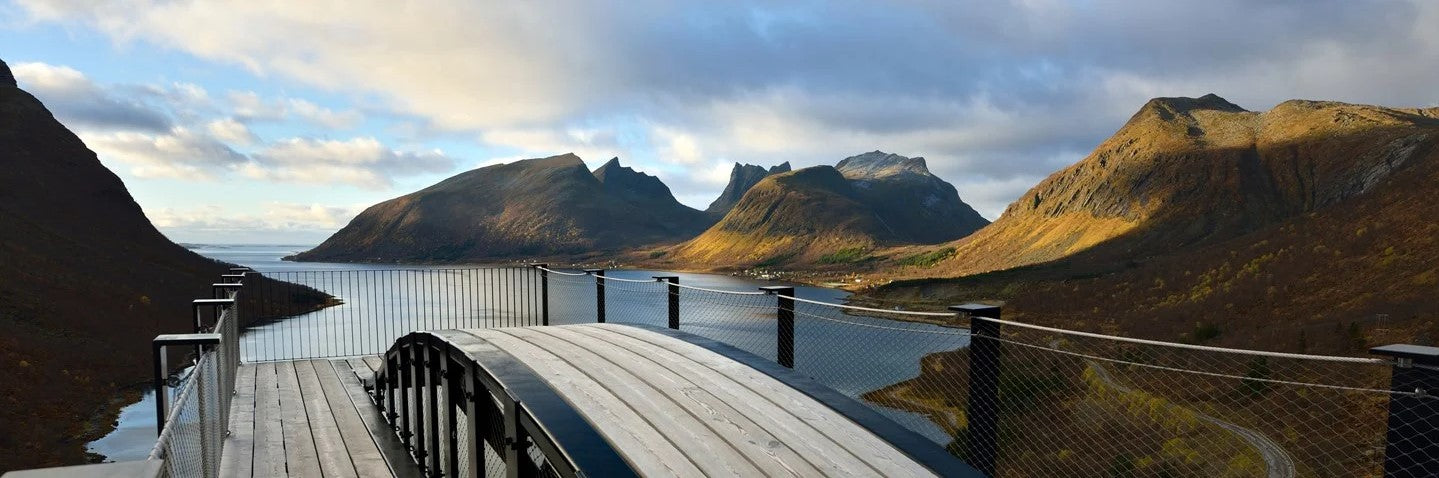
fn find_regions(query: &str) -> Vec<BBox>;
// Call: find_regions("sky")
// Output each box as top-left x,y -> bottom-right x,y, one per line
3,0 -> 1437,245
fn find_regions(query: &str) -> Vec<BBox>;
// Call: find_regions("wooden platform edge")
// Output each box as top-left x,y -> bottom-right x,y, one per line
330,359 -> 428,478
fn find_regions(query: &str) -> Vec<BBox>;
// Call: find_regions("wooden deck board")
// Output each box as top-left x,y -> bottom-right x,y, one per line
459,324 -> 941,478
330,359 -> 428,478
540,326 -> 825,477
220,359 -> 421,478
313,360 -> 392,478
218,363 -> 257,478
459,329 -> 705,476
494,327 -> 766,477
294,360 -> 359,478
597,325 -> 935,477
250,362 -> 286,477
275,361 -> 323,477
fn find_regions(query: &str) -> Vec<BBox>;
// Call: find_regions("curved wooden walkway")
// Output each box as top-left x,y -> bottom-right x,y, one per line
433,324 -> 975,477
217,323 -> 975,477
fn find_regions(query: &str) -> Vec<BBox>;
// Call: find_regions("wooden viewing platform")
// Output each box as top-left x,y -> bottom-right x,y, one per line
219,358 -> 421,478
216,324 -> 972,477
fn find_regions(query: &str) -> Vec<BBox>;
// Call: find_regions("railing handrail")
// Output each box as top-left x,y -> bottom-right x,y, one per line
968,315 -> 1392,364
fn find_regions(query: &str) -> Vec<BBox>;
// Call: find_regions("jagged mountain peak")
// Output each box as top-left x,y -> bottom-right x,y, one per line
1,58 -> 14,88
705,160 -> 795,216
835,151 -> 930,178
591,156 -> 679,201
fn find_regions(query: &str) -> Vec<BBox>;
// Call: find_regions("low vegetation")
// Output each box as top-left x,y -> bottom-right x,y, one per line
896,247 -> 956,268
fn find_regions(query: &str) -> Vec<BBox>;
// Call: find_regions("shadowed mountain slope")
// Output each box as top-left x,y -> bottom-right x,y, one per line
0,62 -> 326,471
907,94 -> 1439,279
294,154 -> 711,262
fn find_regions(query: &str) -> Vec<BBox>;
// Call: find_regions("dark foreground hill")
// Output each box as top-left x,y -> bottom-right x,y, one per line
668,151 -> 988,267
0,60 -> 327,471
293,154 -> 712,262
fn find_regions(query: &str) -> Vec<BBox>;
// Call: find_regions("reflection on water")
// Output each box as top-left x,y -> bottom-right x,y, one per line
90,245 -> 963,460
86,390 -> 156,463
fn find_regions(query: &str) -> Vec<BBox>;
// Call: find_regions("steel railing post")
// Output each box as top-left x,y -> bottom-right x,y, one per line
411,340 -> 428,470
584,269 -> 606,323
1371,344 -> 1439,477
654,276 -> 679,329
759,286 -> 795,368
952,303 -> 1003,476
151,333 -> 222,435
532,264 -> 551,326
399,344 -> 413,453
427,340 -> 443,475
462,359 -> 483,478
503,390 -> 522,478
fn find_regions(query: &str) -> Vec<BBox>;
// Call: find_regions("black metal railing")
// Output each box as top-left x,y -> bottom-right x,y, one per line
373,331 -> 635,478
146,267 -> 249,478
118,263 -> 1439,477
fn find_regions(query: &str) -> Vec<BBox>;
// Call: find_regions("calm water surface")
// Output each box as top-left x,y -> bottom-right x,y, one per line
89,245 -> 963,461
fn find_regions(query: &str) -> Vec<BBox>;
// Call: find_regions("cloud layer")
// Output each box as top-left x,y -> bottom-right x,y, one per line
15,0 -> 1439,220
12,61 -> 455,188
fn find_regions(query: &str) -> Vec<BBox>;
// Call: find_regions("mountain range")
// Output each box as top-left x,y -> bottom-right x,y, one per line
296,151 -> 988,265
0,59 -> 327,470
666,152 -> 989,267
871,94 -> 1439,351
293,154 -> 713,262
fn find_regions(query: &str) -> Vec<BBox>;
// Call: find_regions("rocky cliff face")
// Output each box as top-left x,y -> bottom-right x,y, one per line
912,94 -> 1439,278
295,154 -> 711,262
836,151 -> 989,243
671,151 -> 987,267
705,161 -> 791,217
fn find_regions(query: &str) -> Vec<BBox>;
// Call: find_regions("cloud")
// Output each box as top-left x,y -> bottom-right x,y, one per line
242,137 -> 455,189
84,127 -> 248,179
16,0 -> 1439,215
206,118 -> 257,145
11,62 -> 173,132
226,91 -> 362,129
145,202 -> 364,243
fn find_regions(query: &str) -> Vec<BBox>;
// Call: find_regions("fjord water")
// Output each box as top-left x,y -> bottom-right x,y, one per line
91,245 -> 960,461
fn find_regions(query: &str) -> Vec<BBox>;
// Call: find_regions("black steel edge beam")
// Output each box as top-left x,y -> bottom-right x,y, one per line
619,323 -> 985,478
154,333 -> 222,346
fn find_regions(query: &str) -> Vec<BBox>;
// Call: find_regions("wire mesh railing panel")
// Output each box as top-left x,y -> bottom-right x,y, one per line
789,301 -> 970,446
544,272 -> 600,326
240,267 -> 544,362
150,351 -> 222,477
666,286 -> 779,361
959,320 -> 1403,477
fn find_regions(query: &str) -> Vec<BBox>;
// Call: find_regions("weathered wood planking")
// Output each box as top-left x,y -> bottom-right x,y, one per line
275,361 -> 323,477
219,363 -> 257,478
597,325 -> 934,476
329,360 -> 428,478
294,360 -> 359,478
250,362 -> 287,477
218,360 -> 419,478
457,325 -> 940,478
314,360 -> 399,478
